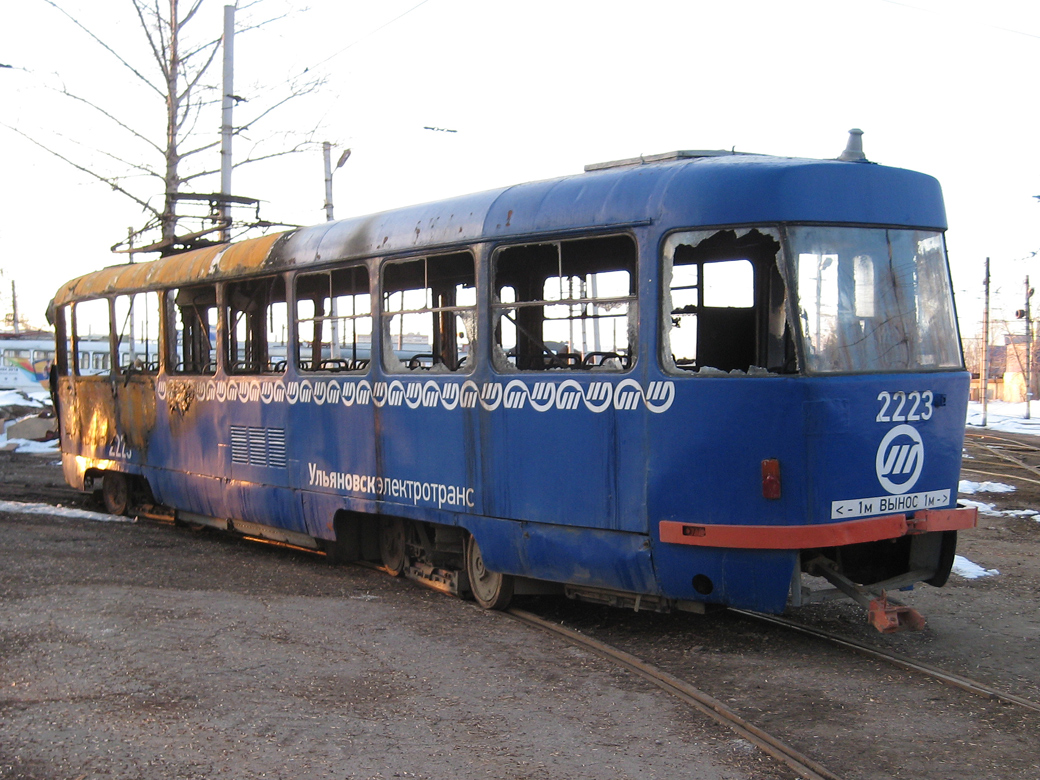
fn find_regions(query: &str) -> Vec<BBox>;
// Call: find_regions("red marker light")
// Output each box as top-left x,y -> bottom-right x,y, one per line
762,459 -> 781,500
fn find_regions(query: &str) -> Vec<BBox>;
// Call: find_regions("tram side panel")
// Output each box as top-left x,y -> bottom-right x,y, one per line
290,375 -> 395,542
147,377 -> 230,520
647,378 -> 807,613
470,374 -> 657,595
220,375 -> 307,538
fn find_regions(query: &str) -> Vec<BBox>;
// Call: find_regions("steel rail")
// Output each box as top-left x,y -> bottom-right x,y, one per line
507,607 -> 844,780
965,431 -> 1040,454
959,465 -> 1040,487
966,442 -> 1040,481
731,610 -> 1040,714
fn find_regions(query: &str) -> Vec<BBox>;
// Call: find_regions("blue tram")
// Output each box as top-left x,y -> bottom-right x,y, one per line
49,132 -> 976,631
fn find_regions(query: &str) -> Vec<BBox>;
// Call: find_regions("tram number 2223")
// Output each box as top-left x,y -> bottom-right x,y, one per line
875,390 -> 934,423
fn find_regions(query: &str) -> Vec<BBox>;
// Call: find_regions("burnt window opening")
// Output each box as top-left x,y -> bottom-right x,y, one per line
225,276 -> 288,375
493,235 -> 636,371
663,228 -> 794,375
295,266 -> 371,373
168,286 -> 217,375
54,305 -> 71,376
114,292 -> 161,374
381,252 -> 475,372
70,298 -> 113,376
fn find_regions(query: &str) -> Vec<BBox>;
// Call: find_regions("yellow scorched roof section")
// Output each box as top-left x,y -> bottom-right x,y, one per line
53,231 -> 288,306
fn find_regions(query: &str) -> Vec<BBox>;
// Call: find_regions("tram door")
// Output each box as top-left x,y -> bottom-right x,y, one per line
146,286 -> 230,517
374,252 -> 482,513
286,265 -> 379,535
108,292 -> 162,472
485,235 -> 646,532
218,275 -> 306,532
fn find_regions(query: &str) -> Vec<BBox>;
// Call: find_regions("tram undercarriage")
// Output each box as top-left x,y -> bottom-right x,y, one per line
93,468 -> 963,632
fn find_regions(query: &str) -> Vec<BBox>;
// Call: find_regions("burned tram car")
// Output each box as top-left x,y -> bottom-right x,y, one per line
50,135 -> 976,631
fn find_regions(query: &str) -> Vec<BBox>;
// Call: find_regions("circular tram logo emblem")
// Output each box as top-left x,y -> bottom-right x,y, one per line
875,424 -> 924,495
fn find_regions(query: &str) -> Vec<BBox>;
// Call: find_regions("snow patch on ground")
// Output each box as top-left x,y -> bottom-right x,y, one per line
952,555 -> 999,579
0,499 -> 130,523
967,401 -> 1040,437
0,391 -> 58,453
0,390 -> 47,408
959,480 -> 1016,495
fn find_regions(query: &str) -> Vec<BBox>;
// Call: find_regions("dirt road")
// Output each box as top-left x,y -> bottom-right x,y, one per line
0,455 -> 761,780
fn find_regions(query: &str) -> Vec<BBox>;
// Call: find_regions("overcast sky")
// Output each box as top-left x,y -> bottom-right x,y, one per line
2,0 -> 1038,337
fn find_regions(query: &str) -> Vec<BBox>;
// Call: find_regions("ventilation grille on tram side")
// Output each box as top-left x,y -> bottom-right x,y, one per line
230,426 -> 287,469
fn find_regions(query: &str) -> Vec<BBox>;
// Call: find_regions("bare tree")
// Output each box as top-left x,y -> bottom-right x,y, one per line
6,0 -> 321,253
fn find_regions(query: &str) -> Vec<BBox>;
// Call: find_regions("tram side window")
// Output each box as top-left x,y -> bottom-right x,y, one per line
113,292 -> 161,374
382,252 -> 475,372
71,298 -> 112,376
662,228 -> 790,375
227,276 -> 288,374
295,266 -> 371,373
493,235 -> 636,371
3,349 -> 30,372
167,286 -> 217,375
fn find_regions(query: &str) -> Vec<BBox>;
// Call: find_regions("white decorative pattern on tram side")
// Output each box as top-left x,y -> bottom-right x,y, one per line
155,377 -> 676,413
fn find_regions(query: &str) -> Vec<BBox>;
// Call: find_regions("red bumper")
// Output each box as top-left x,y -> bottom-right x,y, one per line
658,506 -> 978,550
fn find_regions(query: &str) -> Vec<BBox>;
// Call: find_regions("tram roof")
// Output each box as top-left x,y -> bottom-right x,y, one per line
54,152 -> 946,305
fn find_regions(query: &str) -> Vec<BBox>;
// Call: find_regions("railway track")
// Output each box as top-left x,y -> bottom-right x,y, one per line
508,607 -> 844,780
731,610 -> 1040,714
508,601 -> 1040,780
963,430 -> 1040,487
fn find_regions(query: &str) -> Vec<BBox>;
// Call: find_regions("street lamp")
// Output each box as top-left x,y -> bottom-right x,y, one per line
323,142 -> 351,222
322,143 -> 351,357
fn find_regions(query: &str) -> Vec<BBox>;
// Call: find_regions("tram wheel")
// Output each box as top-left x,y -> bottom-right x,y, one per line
102,472 -> 130,516
379,517 -> 408,576
466,534 -> 514,610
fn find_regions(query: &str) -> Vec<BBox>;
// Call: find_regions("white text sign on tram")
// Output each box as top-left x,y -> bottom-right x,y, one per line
831,489 -> 951,520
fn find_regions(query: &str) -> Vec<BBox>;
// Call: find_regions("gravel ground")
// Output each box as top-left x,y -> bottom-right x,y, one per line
0,454 -> 768,780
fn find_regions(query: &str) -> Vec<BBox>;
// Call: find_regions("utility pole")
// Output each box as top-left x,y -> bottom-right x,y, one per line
10,281 -> 18,335
982,258 -> 990,427
219,4 -> 235,243
1026,276 -> 1034,419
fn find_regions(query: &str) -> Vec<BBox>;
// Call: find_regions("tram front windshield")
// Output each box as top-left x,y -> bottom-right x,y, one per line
789,226 -> 962,374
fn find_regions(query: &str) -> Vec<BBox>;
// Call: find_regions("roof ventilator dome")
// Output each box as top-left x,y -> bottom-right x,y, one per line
837,128 -> 869,162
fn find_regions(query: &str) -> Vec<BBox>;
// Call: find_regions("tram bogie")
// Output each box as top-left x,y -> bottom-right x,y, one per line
50,133 -> 978,631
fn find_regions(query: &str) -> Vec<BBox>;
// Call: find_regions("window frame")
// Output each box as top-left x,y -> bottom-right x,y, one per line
380,251 -> 477,374
660,226 -> 790,376
490,233 -> 638,373
294,264 -> 372,375
165,284 -> 219,376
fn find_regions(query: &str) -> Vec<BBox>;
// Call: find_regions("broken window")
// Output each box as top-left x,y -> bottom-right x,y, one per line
492,235 -> 636,371
167,285 -> 217,375
71,298 -> 112,376
226,276 -> 288,375
113,292 -> 160,374
382,252 -> 475,372
54,305 -> 72,376
295,266 -> 371,373
662,228 -> 791,375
